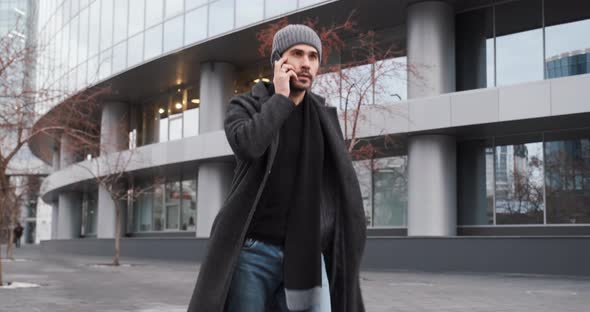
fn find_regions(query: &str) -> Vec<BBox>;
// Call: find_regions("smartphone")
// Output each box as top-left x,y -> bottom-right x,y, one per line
271,51 -> 282,65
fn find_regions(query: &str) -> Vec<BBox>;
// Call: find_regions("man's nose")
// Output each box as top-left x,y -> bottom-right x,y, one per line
301,56 -> 311,68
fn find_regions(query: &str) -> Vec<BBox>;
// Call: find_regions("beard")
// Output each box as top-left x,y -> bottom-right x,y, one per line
290,75 -> 314,92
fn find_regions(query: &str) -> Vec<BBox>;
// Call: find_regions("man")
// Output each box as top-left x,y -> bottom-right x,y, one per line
188,24 -> 366,312
13,222 -> 24,248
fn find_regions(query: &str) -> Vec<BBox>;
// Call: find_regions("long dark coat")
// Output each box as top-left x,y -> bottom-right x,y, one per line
187,82 -> 366,312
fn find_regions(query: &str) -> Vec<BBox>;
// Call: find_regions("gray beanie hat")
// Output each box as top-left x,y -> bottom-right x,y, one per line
271,24 -> 322,66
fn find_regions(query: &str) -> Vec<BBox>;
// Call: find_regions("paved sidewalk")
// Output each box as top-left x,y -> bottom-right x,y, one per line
1,245 -> 590,312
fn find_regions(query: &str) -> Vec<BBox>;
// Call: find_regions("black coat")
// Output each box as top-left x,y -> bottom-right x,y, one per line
187,82 -> 366,312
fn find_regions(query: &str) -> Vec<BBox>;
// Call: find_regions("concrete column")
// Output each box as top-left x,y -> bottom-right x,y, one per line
196,62 -> 236,237
406,1 -> 457,236
407,135 -> 457,236
56,192 -> 82,239
97,101 -> 129,239
407,1 -> 455,98
196,162 -> 234,238
199,62 -> 236,132
56,134 -> 82,239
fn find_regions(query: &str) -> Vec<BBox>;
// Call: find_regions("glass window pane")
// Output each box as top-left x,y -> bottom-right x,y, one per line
98,48 -> 112,80
134,187 -> 153,231
353,160 -> 373,227
153,181 -> 164,231
112,40 -> 127,73
186,0 -> 208,11
169,115 -> 183,140
100,0 -> 114,51
455,7 -> 494,90
235,0 -> 263,28
185,6 -> 207,45
113,0 -> 129,44
78,7 -> 89,65
166,0 -> 184,18
265,0 -> 296,18
495,0 -> 543,86
374,57 -> 408,104
312,72 -> 341,109
165,180 -> 181,229
88,0 -> 100,57
163,15 -> 183,53
181,178 -> 197,231
77,62 -> 87,89
145,0 -> 163,28
209,0 -> 234,37
183,107 -> 199,137
159,116 -> 169,142
341,63 -> 373,107
87,54 -> 98,82
127,32 -> 144,67
129,0 -> 145,36
545,130 -> 590,224
495,141 -> 545,224
69,15 -> 79,69
458,139 -> 495,225
544,0 -> 590,79
373,157 -> 408,227
144,24 -> 163,60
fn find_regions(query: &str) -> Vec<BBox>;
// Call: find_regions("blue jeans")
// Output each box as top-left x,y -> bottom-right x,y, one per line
226,238 -> 331,312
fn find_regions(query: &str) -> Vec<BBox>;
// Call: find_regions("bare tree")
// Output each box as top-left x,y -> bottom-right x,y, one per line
0,14 -> 110,284
256,14 -> 416,158
73,112 -> 160,266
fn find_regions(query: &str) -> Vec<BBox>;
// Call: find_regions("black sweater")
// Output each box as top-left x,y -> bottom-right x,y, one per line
246,100 -> 304,246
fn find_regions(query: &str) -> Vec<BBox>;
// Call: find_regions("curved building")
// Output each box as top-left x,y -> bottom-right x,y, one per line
31,0 -> 590,275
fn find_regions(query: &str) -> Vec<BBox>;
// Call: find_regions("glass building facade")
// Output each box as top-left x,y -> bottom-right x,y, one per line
458,129 -> 590,227
456,0 -> 590,91
34,0 -> 334,115
31,0 -> 590,239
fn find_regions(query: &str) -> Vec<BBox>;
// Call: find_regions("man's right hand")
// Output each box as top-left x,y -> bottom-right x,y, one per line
273,55 -> 298,98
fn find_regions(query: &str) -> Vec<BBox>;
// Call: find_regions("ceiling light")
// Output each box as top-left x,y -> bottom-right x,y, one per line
191,98 -> 200,104
262,78 -> 270,83
158,108 -> 165,114
253,78 -> 260,83
177,88 -> 181,92
175,102 -> 183,109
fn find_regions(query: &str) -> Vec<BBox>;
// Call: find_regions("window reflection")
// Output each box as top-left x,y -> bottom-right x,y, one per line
545,131 -> 590,224
545,0 -> 590,79
455,6 -> 494,90
495,141 -> 544,224
353,156 -> 408,228
133,176 -> 198,232
493,0 -> 543,86
458,140 -> 494,225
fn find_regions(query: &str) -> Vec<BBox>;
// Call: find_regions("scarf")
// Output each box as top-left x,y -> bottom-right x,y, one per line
283,92 -> 325,311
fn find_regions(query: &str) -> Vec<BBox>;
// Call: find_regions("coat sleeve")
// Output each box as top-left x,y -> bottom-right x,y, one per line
224,93 -> 295,161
